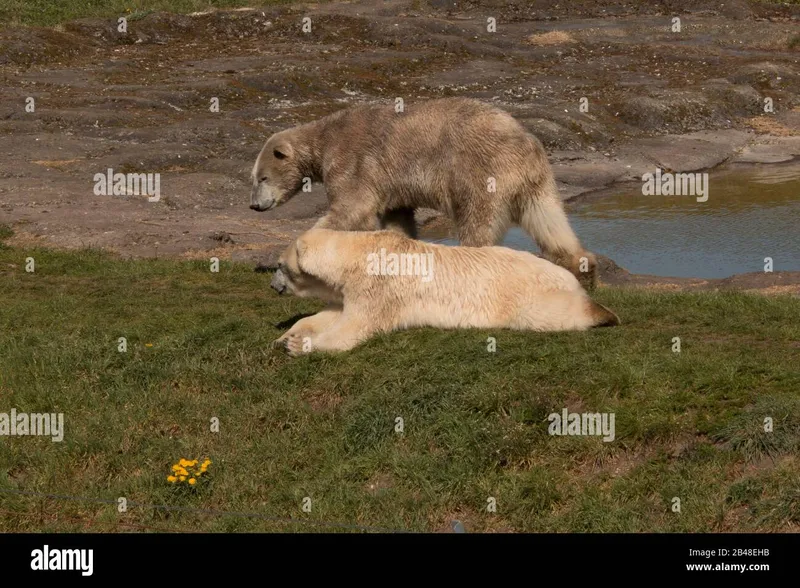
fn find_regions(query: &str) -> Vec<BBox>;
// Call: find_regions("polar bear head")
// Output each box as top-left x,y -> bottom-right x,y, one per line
270,235 -> 342,303
250,129 -> 307,211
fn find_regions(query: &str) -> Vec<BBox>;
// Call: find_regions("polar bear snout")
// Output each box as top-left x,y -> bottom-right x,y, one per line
270,269 -> 289,294
250,182 -> 280,212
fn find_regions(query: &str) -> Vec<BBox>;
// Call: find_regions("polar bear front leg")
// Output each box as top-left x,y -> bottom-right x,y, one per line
285,313 -> 377,356
273,305 -> 343,349
313,188 -> 383,232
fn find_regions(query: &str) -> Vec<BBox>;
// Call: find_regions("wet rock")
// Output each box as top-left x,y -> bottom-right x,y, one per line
631,130 -> 752,172
733,137 -> 800,164
553,162 -> 627,187
596,254 -> 630,285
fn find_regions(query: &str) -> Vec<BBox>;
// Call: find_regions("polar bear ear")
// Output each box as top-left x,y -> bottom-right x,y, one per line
294,237 -> 312,273
272,141 -> 293,160
294,236 -> 308,259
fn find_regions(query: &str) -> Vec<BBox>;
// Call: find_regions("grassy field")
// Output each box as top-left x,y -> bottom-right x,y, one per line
0,230 -> 798,533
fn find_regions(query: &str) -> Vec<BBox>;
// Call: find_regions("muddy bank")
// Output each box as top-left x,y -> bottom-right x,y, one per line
0,0 -> 798,292
587,254 -> 800,295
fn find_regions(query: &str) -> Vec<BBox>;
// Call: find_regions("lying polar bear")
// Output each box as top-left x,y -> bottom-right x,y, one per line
270,229 -> 619,356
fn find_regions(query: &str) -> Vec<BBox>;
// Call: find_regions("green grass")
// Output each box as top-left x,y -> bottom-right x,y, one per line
0,0 -> 292,27
0,238 -> 798,532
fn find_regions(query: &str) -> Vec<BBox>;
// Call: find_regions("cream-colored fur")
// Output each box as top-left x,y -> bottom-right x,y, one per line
251,97 -> 597,289
271,229 -> 618,356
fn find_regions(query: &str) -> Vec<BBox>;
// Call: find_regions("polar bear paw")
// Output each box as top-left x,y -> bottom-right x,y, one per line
283,333 -> 311,357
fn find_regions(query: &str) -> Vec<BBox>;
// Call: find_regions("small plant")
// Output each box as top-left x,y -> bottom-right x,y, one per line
128,9 -> 155,22
167,458 -> 212,486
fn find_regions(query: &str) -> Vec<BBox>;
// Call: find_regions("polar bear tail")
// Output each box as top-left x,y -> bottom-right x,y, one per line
586,299 -> 620,328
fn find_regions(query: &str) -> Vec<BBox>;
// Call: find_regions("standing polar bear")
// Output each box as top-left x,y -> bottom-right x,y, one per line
251,97 -> 598,289
270,229 -> 618,356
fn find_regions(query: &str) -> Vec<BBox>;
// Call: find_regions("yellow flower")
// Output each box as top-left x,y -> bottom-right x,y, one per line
179,476 -> 186,482
188,478 -> 196,485
187,460 -> 198,467
172,464 -> 181,472
179,459 -> 191,467
145,343 -> 153,347
167,475 -> 177,483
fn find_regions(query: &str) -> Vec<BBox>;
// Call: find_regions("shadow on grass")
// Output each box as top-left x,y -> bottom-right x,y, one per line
275,312 -> 316,329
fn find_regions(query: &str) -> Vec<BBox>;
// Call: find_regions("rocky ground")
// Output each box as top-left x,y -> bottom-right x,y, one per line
0,0 -> 798,291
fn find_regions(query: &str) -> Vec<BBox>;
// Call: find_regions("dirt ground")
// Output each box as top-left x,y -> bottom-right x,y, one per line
1,0 -> 798,290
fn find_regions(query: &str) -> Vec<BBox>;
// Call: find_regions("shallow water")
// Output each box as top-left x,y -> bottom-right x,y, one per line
430,162 -> 800,279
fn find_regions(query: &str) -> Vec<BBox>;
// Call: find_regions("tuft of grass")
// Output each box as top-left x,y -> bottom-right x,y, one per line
0,245 -> 798,532
128,9 -> 155,21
